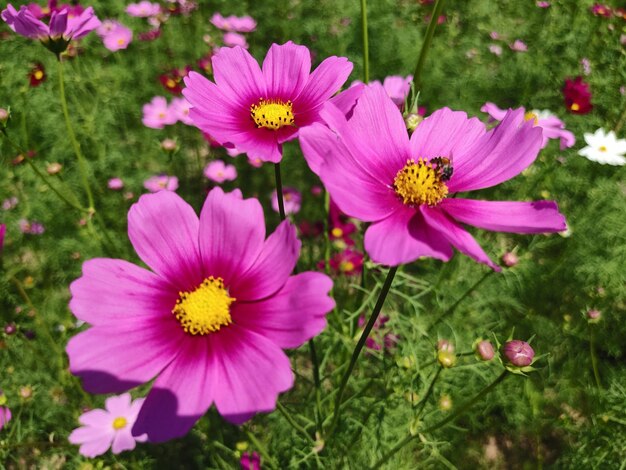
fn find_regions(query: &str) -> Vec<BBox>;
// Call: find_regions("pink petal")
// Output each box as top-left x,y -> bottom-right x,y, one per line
231,220 -> 300,301
67,317 -> 184,394
128,191 -> 203,291
449,108 -> 542,192
111,429 -> 138,454
198,187 -> 266,287
212,46 -> 265,104
542,126 -> 576,150
409,107 -> 486,170
440,199 -> 566,233
233,272 -> 334,348
480,102 -> 508,121
69,258 -> 177,326
421,207 -> 500,270
298,122 -> 335,176
69,425 -> 113,445
296,55 -> 353,111
77,434 -> 115,458
132,337 -> 215,442
77,409 -> 111,427
364,206 -> 453,266
328,83 -> 365,118
212,326 -> 294,424
262,42 -> 310,101
105,393 -> 132,416
48,10 -> 68,37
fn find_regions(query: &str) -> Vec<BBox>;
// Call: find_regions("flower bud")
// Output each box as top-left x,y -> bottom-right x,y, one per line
161,138 -> 177,152
437,350 -> 456,368
46,162 -> 62,175
475,340 -> 495,361
0,107 -> 9,126
586,309 -> 601,323
405,113 -> 423,132
439,394 -> 453,411
503,340 -> 535,367
501,252 -> 519,267
4,323 -> 17,335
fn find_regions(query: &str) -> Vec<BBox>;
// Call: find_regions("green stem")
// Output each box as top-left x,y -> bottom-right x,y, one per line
326,266 -> 398,440
409,0 -> 446,107
273,163 -> 286,220
1,129 -> 85,212
370,371 -> 508,469
245,430 -> 278,470
360,0 -> 370,83
415,366 -> 442,418
276,402 -> 315,445
57,59 -> 95,212
613,97 -> 626,134
309,339 -> 323,437
588,324 -> 602,388
324,191 -> 331,276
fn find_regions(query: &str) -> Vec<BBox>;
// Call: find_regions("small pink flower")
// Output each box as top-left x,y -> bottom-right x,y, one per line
223,32 -> 248,48
68,393 -> 147,457
204,160 -> 237,183
19,219 -> 45,235
509,40 -> 527,52
142,97 -> 177,129
96,19 -> 119,37
536,1 -> 550,7
581,57 -> 591,75
489,31 -> 501,40
169,97 -> 193,125
210,13 -> 256,32
108,178 -> 124,190
126,2 -> 161,18
143,175 -> 179,192
329,249 -> 364,276
591,3 -> 612,17
240,451 -> 261,470
488,44 -> 502,56
102,23 -> 133,51
358,315 -> 398,351
2,197 -> 18,210
271,187 -> 302,215
0,406 -> 11,431
587,309 -> 601,321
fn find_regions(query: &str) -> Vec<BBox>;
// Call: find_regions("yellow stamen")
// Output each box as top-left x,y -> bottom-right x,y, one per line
34,71 -> 44,80
599,145 -> 607,152
331,227 -> 343,238
524,111 -> 539,126
339,261 -> 355,272
393,158 -> 448,206
166,78 -> 176,89
117,39 -> 125,46
112,417 -> 127,430
172,276 -> 235,336
250,98 -> 295,130
571,103 -> 580,111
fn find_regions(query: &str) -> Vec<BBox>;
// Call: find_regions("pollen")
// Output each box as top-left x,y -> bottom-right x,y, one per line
339,260 -> 355,273
250,98 -> 295,130
172,276 -> 235,336
524,111 -> 539,126
117,39 -> 125,46
112,417 -> 127,430
34,71 -> 44,80
571,103 -> 580,112
331,227 -> 343,238
393,158 -> 449,207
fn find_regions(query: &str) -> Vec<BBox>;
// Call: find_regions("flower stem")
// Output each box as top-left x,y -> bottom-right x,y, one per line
326,266 -> 398,440
276,401 -> 315,445
360,0 -> 370,83
415,366 -> 442,418
57,59 -> 95,212
273,162 -> 286,220
409,0 -> 446,107
613,97 -> 626,134
324,191 -> 331,275
370,371 -> 508,469
588,323 -> 602,388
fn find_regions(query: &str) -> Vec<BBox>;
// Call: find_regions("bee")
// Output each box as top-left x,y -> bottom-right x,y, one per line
431,156 -> 453,181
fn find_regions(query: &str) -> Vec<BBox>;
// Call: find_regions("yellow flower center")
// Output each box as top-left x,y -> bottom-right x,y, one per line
172,276 -> 235,336
331,227 -> 343,238
599,145 -> 607,152
112,417 -> 127,430
166,78 -> 176,89
524,111 -> 539,126
393,158 -> 449,206
34,71 -> 44,80
339,260 -> 355,272
117,38 -> 125,46
250,98 -> 295,130
571,103 -> 580,111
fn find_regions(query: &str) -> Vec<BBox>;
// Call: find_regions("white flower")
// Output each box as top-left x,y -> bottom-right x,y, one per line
578,128 -> 626,165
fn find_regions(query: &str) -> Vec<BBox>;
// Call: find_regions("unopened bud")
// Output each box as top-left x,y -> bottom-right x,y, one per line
437,350 -> 456,368
586,309 -> 601,323
501,252 -> 519,267
503,340 -> 535,367
46,162 -> 62,175
475,339 -> 495,361
405,113 -> 423,132
161,138 -> 177,152
0,107 -> 9,125
439,394 -> 453,411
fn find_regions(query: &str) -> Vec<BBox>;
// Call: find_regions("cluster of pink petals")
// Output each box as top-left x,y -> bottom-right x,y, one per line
203,160 -> 237,183
96,20 -> 133,52
1,4 -> 100,42
241,451 -> 261,470
0,406 -> 10,431
271,187 -> 302,215
183,41 -> 354,163
358,315 -> 398,351
66,188 -> 334,442
69,393 -> 147,457
354,75 -> 412,109
509,40 -> 528,52
19,219 -> 45,235
223,31 -> 248,49
143,175 -> 179,193
210,13 -> 256,32
107,178 -> 124,190
142,96 -> 192,128
481,102 -> 575,150
329,249 -> 364,276
126,1 -> 161,18
300,84 -> 566,269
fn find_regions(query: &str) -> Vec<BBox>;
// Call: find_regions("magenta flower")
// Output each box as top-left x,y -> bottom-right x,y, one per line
107,178 -> 124,190
329,249 -> 364,276
68,393 -> 147,457
210,13 -> 256,32
0,406 -> 11,431
240,451 -> 261,470
182,42 -> 353,163
481,102 -> 575,150
142,97 -> 177,129
223,31 -> 248,49
271,187 -> 302,215
143,175 -> 179,193
126,1 -> 161,18
204,160 -> 237,183
509,40 -> 528,52
66,188 -> 334,441
102,23 -> 133,52
169,97 -> 193,125
300,84 -> 566,268
1,4 -> 100,54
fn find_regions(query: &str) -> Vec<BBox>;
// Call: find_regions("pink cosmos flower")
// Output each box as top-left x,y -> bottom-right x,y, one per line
107,178 -> 124,190
19,219 -> 45,235
591,3 -> 612,17
2,197 -> 19,210
481,102 -> 575,150
169,97 -> 193,125
210,13 -> 256,32
300,84 -> 566,268
66,188 -> 334,442
240,451 -> 261,470
68,393 -> 147,457
1,4 -> 100,53
102,23 -> 132,52
142,96 -> 177,129
96,19 -> 119,37
381,75 -> 412,108
223,31 -> 248,49
0,406 -> 11,431
204,160 -> 237,183
143,175 -> 179,192
509,40 -> 528,52
329,249 -> 363,276
271,187 -> 302,215
182,42 -> 353,163
126,1 -> 161,18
